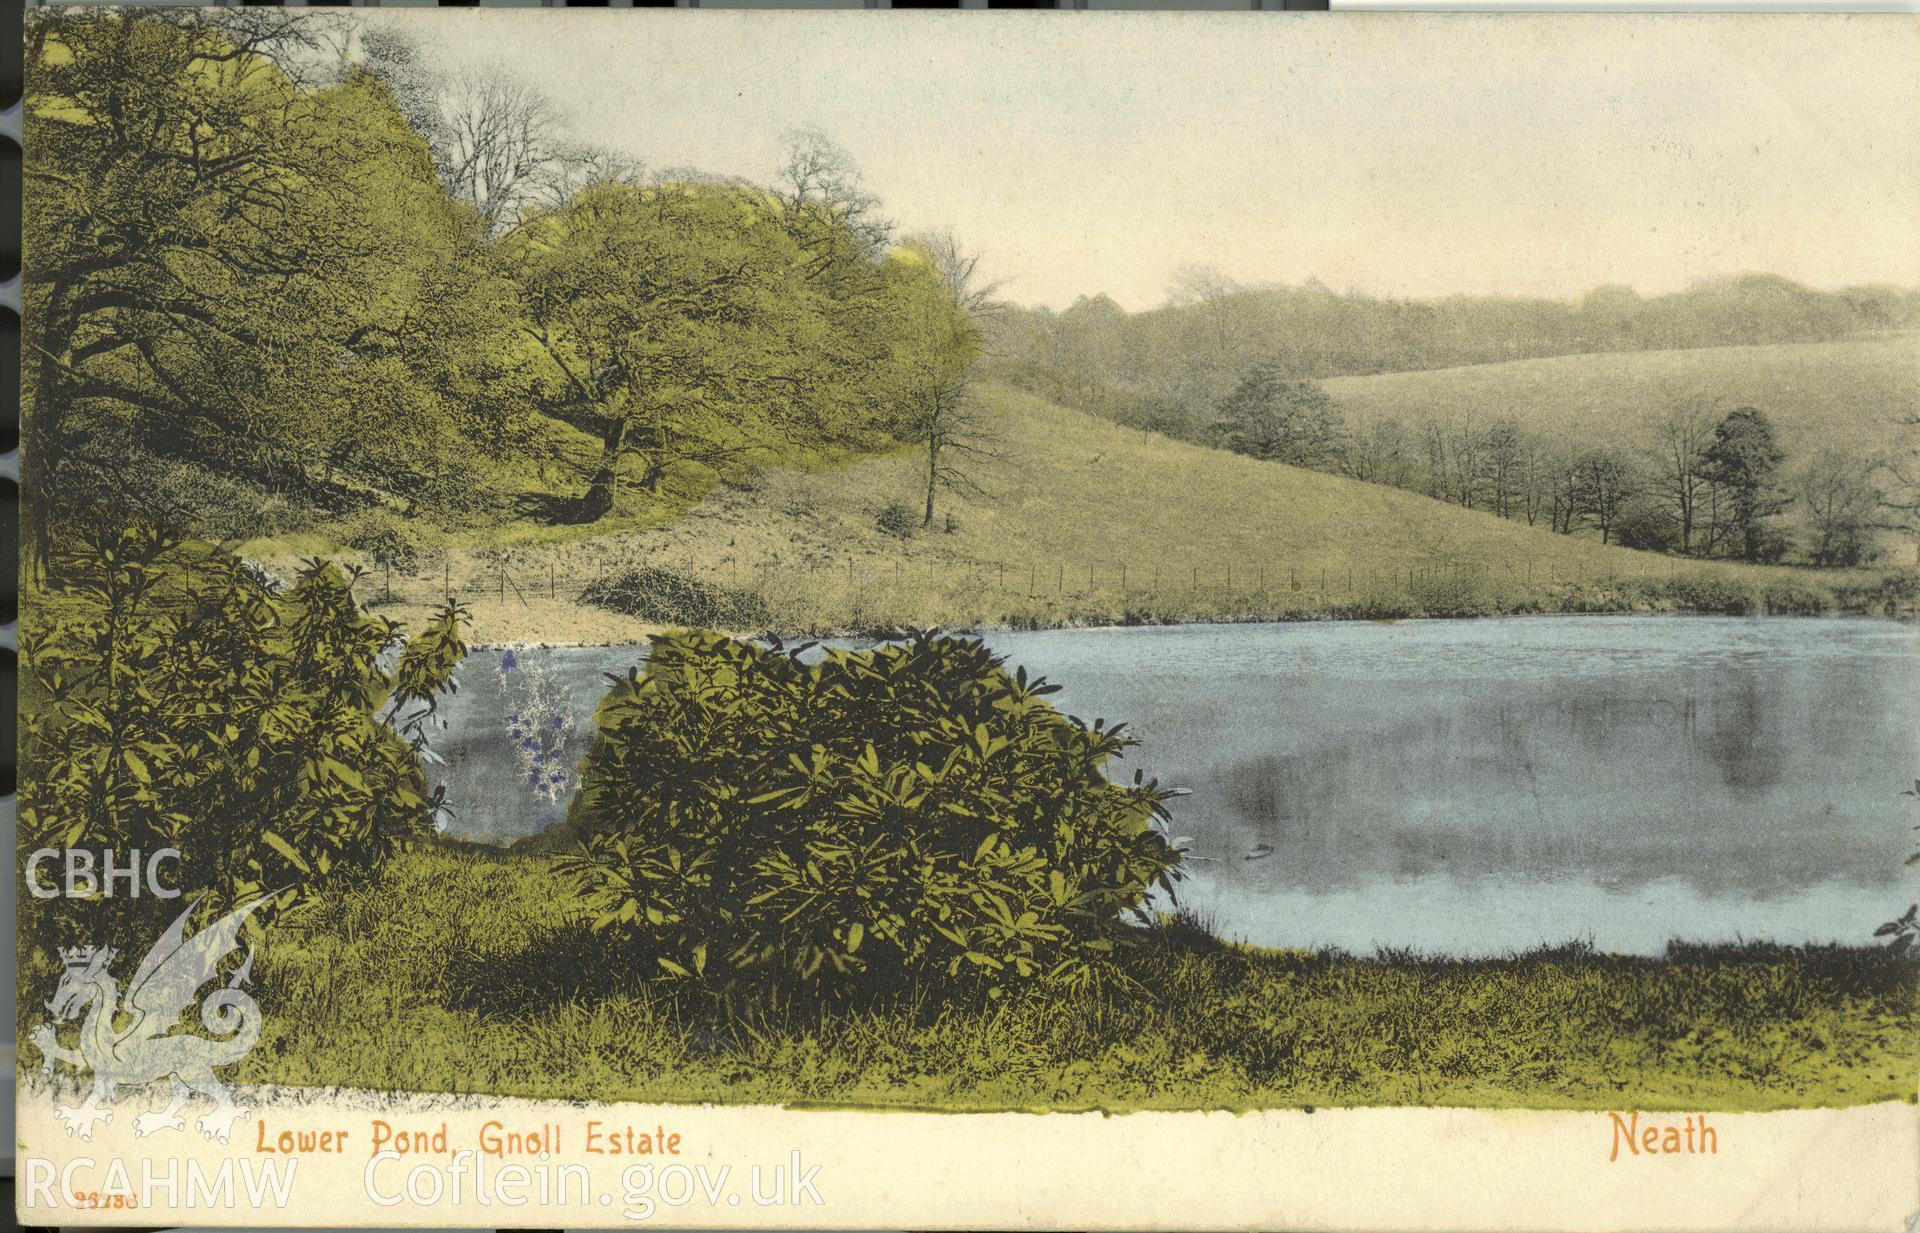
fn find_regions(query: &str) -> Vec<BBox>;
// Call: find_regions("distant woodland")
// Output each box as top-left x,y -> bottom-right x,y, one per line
989,273 -> 1920,565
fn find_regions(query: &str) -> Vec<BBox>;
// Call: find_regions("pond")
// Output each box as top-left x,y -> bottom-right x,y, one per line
424,616 -> 1920,956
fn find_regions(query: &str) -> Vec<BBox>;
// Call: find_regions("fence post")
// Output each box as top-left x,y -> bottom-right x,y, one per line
550,562 -> 556,600
444,558 -> 450,601
499,563 -> 506,603
1121,563 -> 1128,591
1056,562 -> 1063,595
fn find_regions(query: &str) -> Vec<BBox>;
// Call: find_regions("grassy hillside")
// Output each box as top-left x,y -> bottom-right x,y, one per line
251,384 -> 1909,645
1322,334 -> 1920,461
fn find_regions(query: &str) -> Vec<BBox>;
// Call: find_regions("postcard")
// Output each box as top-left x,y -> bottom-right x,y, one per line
16,7 -> 1919,1227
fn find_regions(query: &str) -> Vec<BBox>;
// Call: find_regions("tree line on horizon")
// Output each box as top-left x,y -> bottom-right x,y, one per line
21,7 -> 988,574
992,265 -> 1920,402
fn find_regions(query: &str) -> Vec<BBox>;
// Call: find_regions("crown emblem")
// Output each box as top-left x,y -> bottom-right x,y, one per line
59,945 -> 112,968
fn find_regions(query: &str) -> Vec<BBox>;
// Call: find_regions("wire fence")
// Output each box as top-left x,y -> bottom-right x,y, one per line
334,547 -> 1713,615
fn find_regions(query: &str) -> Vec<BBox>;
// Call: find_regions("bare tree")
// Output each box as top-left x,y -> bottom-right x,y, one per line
1443,412 -> 1482,507
1576,450 -> 1635,544
1479,418 -> 1524,518
1166,263 -> 1255,408
1800,449 -> 1882,566
1342,414 -> 1411,487
1646,402 -> 1714,554
1516,434 -> 1553,527
1873,410 -> 1920,562
529,140 -> 647,214
1547,451 -> 1585,534
778,126 -> 892,259
438,69 -> 563,231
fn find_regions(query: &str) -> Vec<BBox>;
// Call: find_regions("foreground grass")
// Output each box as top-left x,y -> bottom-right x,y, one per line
232,845 -> 1919,1112
249,385 -> 1915,645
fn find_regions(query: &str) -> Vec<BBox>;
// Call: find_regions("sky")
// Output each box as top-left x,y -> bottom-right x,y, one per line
380,10 -> 1920,311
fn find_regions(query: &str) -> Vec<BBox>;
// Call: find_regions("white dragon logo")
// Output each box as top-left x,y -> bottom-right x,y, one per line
30,893 -> 276,1144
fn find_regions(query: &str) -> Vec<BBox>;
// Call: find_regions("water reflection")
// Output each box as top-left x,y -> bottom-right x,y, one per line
986,616 -> 1918,952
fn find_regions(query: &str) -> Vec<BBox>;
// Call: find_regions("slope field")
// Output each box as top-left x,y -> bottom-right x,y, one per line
295,384 -> 1901,643
1321,334 -> 1920,459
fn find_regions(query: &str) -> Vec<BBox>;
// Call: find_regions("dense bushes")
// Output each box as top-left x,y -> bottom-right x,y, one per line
20,514 -> 467,945
1655,573 -> 1761,615
1832,569 -> 1920,616
559,630 -> 1185,996
579,565 -> 771,630
342,509 -> 425,574
1759,579 -> 1834,616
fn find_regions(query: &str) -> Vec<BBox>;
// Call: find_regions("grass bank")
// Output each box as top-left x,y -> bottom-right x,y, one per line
241,385 -> 1916,645
231,844 -> 1918,1112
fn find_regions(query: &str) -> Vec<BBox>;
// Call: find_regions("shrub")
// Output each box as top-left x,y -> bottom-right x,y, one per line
1832,570 -> 1920,616
1408,571 -> 1497,618
579,565 -> 770,629
341,508 -> 424,575
1760,579 -> 1834,615
558,630 -> 1186,997
62,453 -> 318,544
875,500 -> 917,539
1613,502 -> 1680,553
1662,573 -> 1760,615
21,512 -> 467,946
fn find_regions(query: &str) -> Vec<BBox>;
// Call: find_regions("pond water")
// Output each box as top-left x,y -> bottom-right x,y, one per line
425,616 -> 1920,956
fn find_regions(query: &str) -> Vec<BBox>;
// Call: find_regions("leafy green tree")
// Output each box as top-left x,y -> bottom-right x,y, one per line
884,233 -> 997,527
1702,407 -> 1792,560
505,181 -> 888,522
1212,367 -> 1345,470
22,8 -> 514,557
